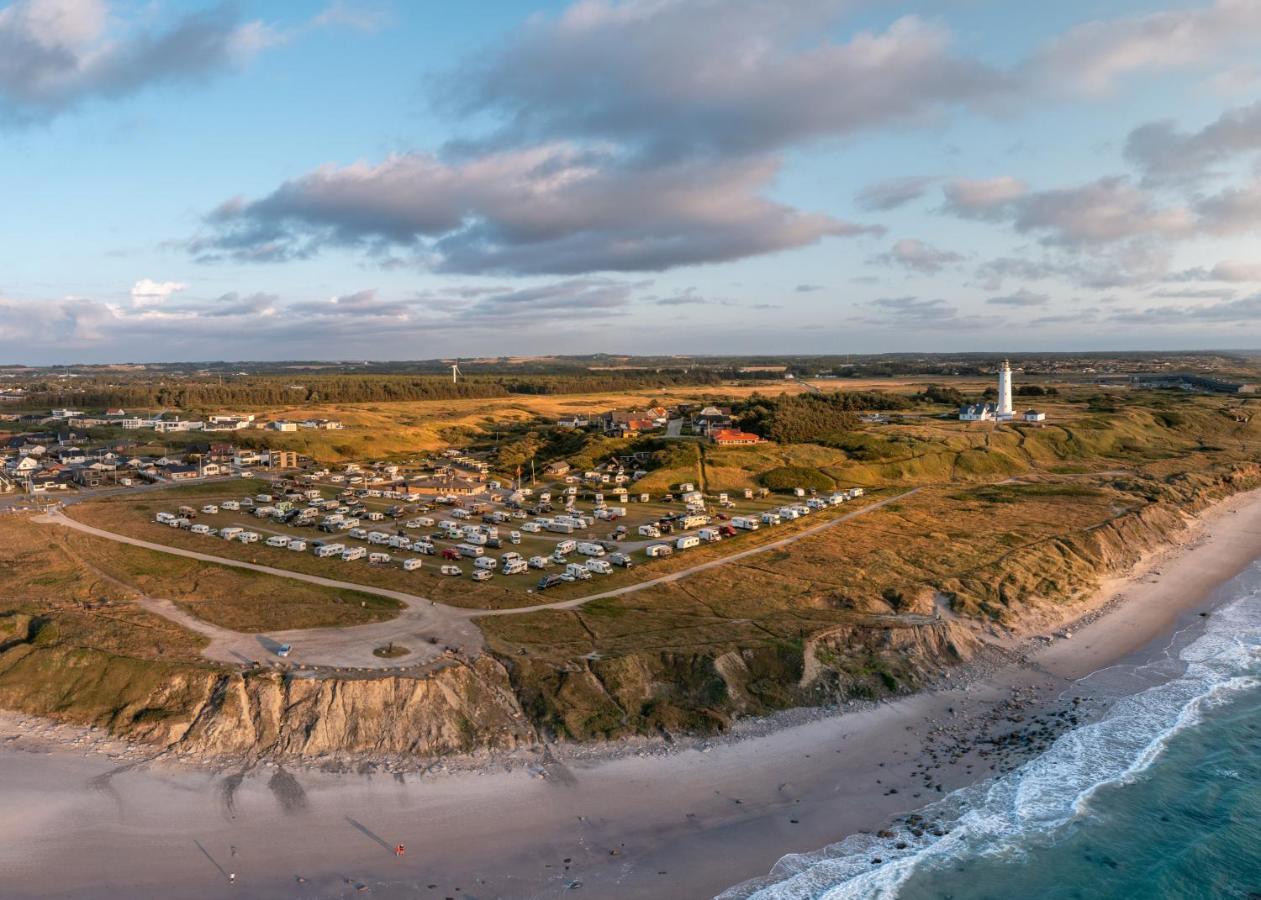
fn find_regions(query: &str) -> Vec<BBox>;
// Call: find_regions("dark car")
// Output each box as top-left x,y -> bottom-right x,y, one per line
537,574 -> 566,591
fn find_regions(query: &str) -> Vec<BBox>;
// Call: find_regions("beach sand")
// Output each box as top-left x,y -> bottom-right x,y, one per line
3,489 -> 1261,899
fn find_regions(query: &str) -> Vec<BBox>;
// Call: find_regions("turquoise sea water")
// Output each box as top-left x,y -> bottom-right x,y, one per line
722,567 -> 1261,900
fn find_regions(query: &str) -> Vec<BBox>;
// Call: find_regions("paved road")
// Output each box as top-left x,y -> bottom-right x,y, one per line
36,489 -> 917,669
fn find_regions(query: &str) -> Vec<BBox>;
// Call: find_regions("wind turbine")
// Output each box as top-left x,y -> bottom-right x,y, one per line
450,361 -> 462,384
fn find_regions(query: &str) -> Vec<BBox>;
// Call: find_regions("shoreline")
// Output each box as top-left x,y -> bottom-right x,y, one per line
3,488 -> 1261,898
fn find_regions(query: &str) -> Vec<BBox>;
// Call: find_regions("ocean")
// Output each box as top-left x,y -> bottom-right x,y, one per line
721,565 -> 1261,900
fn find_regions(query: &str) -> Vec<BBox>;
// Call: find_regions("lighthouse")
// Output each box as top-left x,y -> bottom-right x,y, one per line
997,359 -> 1014,419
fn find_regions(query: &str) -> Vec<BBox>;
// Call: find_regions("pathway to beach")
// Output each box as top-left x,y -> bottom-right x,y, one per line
34,489 -> 917,670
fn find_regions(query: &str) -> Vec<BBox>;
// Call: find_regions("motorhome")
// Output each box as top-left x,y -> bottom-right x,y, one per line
440,564 -> 462,576
501,558 -> 528,575
201,504 -> 219,514
368,552 -> 391,564
190,524 -> 211,535
219,526 -> 243,540
564,563 -> 593,581
576,542 -> 605,557
761,511 -> 781,526
585,558 -> 612,575
314,543 -> 344,558
472,569 -> 493,582
237,531 -> 261,544
645,543 -> 673,558
698,528 -> 722,543
288,539 -> 307,552
555,540 -> 577,555
731,516 -> 760,531
528,555 -> 550,569
457,543 -> 485,558
474,556 -> 498,571
638,524 -> 661,538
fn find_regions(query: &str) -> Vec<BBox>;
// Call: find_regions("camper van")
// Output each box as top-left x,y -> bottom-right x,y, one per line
529,555 -> 550,569
190,523 -> 211,535
287,539 -> 307,552
731,516 -> 760,531
675,534 -> 700,550
472,569 -> 493,582
520,521 -> 542,533
638,524 -> 661,538
761,511 -> 781,525
609,552 -> 634,568
219,526 -> 243,540
237,531 -> 261,544
368,552 -> 391,564
576,542 -> 605,557
200,504 -> 219,515
564,563 -> 593,581
341,547 -> 366,561
440,564 -> 462,576
265,535 -> 290,548
402,558 -> 423,571
585,558 -> 612,575
555,540 -> 577,555
501,558 -> 528,575
697,528 -> 722,543
645,543 -> 673,558
473,556 -> 497,571
314,542 -> 345,558
457,543 -> 485,558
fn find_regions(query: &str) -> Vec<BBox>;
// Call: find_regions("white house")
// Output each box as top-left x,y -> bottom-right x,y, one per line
959,403 -> 995,422
1023,409 -> 1046,423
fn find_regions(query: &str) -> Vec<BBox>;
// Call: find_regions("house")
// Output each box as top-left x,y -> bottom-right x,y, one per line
205,414 -> 254,431
691,406 -> 734,435
166,465 -> 200,480
544,461 -> 571,477
711,429 -> 762,446
1022,409 -> 1047,423
50,409 -> 84,419
200,462 -> 222,476
959,403 -> 996,422
557,415 -> 590,429
267,450 -> 299,469
153,419 -> 204,433
269,421 -> 299,432
105,408 -> 126,417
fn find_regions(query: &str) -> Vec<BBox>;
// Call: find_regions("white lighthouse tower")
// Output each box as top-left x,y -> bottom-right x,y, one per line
997,359 -> 1014,420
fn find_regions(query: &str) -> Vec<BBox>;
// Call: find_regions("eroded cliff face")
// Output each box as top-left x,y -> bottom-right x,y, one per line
2,467 -> 1257,759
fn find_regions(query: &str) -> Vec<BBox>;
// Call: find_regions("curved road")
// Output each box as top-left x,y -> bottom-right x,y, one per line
35,489 -> 917,670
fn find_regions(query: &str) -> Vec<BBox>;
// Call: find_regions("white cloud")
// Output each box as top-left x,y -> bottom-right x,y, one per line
129,278 -> 187,307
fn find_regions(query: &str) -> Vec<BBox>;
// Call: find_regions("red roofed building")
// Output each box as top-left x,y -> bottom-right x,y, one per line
711,429 -> 762,446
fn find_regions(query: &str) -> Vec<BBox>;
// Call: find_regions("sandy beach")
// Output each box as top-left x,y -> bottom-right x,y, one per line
3,488 -> 1261,900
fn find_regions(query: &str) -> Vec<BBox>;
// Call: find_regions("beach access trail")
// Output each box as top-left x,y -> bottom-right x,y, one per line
34,490 -> 916,669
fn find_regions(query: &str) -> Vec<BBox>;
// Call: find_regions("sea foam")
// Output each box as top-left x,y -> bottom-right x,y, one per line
720,571 -> 1261,900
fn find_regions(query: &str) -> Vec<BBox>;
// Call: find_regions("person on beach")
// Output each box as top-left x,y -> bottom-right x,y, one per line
395,843 -> 406,857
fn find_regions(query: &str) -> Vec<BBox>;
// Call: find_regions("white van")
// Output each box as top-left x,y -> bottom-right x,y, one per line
457,543 -> 484,558
501,558 -> 528,575
698,528 -> 722,543
564,563 -> 593,580
314,543 -> 344,558
528,555 -> 550,569
585,558 -> 612,575
237,531 -> 261,544
440,564 -> 462,576
638,524 -> 661,538
201,504 -> 219,514
190,523 -> 211,535
556,540 -> 578,555
402,558 -> 423,571
474,556 -> 497,571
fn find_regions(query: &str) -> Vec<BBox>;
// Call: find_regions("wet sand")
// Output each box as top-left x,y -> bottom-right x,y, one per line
3,489 -> 1261,899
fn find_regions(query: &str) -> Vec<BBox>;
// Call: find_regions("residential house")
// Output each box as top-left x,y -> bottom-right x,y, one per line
166,465 -> 200,480
405,475 -> 488,497
544,461 -> 571,477
711,429 -> 762,446
691,406 -> 734,435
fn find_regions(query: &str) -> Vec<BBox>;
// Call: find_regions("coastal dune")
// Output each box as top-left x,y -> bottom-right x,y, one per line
3,489 -> 1261,899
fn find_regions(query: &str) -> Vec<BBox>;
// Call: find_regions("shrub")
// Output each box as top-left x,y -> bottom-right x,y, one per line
761,466 -> 834,493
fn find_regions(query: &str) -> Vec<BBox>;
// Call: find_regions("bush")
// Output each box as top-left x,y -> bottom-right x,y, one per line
761,466 -> 834,493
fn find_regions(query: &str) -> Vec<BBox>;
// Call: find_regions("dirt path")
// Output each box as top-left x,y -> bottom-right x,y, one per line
35,491 -> 916,668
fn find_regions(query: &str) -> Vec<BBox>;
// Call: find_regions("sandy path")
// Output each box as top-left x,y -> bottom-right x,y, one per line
35,491 -> 914,666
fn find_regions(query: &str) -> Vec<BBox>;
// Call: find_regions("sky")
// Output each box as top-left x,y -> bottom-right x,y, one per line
3,0 -> 1261,364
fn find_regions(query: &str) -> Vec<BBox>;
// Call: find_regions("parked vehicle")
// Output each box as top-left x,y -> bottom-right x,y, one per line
698,528 -> 722,543
556,540 -> 578,555
368,552 -> 391,564
341,547 -> 367,561
675,534 -> 700,550
528,555 -> 550,569
645,543 -> 673,558
201,504 -> 219,514
287,539 -> 307,552
265,535 -> 290,548
472,569 -> 493,581
190,523 -> 211,535
402,558 -> 423,571
473,556 -> 498,571
219,526 -> 243,540
501,559 -> 528,575
537,574 -> 565,590
440,564 -> 462,576
608,552 -> 634,568
237,531 -> 261,544
314,542 -> 345,558
731,516 -> 760,531
576,542 -> 606,557
564,563 -> 593,580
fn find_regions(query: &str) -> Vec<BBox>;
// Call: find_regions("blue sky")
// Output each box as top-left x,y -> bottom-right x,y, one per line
3,0 -> 1261,363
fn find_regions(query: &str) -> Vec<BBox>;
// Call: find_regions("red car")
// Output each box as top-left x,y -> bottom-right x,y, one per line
441,548 -> 461,561
719,525 -> 737,537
